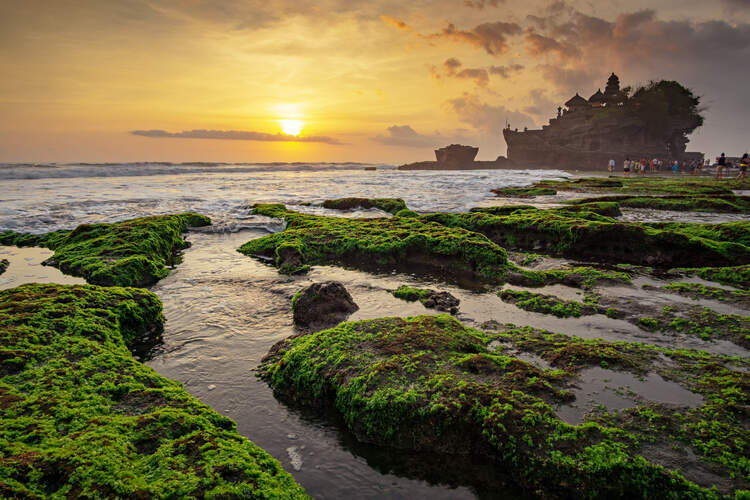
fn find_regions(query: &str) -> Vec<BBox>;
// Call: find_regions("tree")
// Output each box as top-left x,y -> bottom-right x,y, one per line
628,81 -> 704,157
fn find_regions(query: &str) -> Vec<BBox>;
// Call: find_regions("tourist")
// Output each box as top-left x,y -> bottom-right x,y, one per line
717,153 -> 726,179
738,153 -> 748,181
624,157 -> 631,175
608,158 -> 615,172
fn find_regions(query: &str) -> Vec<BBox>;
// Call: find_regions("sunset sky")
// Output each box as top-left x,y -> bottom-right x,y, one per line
1,0 -> 749,163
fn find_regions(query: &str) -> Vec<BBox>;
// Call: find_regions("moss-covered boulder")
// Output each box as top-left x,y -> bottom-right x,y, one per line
261,314 -> 746,498
499,289 -> 601,318
0,213 -> 211,287
0,258 -> 8,275
491,187 -> 557,197
568,195 -> 750,213
238,204 -> 511,284
391,285 -> 460,314
530,177 -> 748,196
0,283 -> 307,499
321,197 -> 407,215
422,209 -> 750,267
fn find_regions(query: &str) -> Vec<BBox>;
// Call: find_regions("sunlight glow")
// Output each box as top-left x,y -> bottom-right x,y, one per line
280,119 -> 304,136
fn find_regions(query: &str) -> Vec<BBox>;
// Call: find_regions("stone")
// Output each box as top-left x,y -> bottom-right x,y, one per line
292,281 -> 359,330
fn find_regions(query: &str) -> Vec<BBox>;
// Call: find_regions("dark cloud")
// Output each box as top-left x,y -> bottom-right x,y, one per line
488,64 -> 524,78
372,125 -> 468,148
723,0 -> 750,9
446,94 -> 535,134
131,129 -> 342,145
432,58 -> 521,86
463,0 -> 504,9
524,31 -> 579,60
522,88 -> 556,117
424,21 -> 523,55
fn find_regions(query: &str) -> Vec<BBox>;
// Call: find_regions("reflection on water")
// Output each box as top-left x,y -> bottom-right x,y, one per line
0,245 -> 87,290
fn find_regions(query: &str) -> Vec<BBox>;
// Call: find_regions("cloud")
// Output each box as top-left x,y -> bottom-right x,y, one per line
130,129 -> 343,145
424,21 -> 523,55
488,64 -> 524,78
446,94 -> 535,134
722,0 -> 750,9
380,15 -> 411,30
463,0 -> 504,9
432,58 -> 521,86
522,88 -> 557,117
372,125 -> 468,148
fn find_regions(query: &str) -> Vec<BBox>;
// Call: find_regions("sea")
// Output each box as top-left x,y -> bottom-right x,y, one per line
0,162 -> 571,233
4,162 -> 739,499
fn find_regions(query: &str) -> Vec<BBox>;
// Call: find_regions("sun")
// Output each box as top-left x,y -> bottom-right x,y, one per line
280,119 -> 303,136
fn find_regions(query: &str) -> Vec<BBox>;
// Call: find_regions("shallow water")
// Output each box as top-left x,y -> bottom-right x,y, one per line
0,245 -> 87,290
556,366 -> 704,425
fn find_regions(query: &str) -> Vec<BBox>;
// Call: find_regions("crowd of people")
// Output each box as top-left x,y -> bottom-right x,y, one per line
607,153 -> 748,179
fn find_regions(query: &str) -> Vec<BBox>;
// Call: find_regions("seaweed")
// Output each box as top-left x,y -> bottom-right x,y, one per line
0,213 -> 211,287
238,204 -> 511,284
321,198 -> 407,215
261,314 -> 749,498
0,283 -> 307,499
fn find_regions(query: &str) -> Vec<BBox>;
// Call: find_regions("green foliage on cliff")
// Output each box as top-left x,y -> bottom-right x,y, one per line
321,197 -> 407,215
260,314 -> 748,498
0,283 -> 307,499
0,213 -> 211,287
238,204 -> 511,282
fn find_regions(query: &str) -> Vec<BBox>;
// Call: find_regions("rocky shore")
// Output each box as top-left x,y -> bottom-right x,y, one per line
1,175 -> 748,498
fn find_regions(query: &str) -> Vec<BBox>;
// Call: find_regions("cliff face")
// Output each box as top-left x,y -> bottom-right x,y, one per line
434,144 -> 479,164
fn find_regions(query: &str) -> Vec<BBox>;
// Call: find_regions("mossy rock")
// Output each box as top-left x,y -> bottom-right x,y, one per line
421,209 -> 750,268
569,195 -> 750,214
532,177 -> 748,196
0,258 -> 8,275
670,265 -> 750,289
261,314 -> 746,498
491,187 -> 557,197
238,204 -> 511,284
0,213 -> 211,287
0,283 -> 307,498
499,289 -> 600,318
321,197 -> 407,215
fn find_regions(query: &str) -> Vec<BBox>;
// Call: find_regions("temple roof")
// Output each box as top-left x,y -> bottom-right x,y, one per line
565,93 -> 588,108
589,89 -> 605,103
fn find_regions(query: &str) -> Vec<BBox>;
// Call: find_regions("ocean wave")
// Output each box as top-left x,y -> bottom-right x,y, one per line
0,162 -> 392,180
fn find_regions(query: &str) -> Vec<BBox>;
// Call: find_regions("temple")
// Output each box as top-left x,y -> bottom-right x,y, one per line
503,73 -> 703,170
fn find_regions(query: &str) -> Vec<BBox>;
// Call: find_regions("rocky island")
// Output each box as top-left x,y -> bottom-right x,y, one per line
504,74 -> 705,170
398,144 -> 513,171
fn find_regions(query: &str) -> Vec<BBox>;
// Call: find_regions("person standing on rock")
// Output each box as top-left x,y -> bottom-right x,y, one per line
717,153 -> 726,179
608,158 -> 615,172
624,157 -> 631,175
738,153 -> 748,181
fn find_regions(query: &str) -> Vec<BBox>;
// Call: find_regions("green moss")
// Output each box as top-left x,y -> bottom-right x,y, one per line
470,206 -> 537,216
238,204 -> 511,284
569,195 -> 750,213
321,197 -> 407,215
0,258 -> 8,275
0,213 -> 211,287
513,266 -> 632,290
638,316 -> 660,331
663,282 -> 750,304
262,314 -> 743,498
531,176 -> 748,196
0,283 -> 307,499
499,289 -> 597,318
421,208 -> 750,268
491,187 -> 557,197
392,285 -> 431,302
393,209 -> 420,218
672,265 -> 750,289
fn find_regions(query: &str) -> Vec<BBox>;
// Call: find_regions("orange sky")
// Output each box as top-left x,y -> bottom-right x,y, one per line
1,0 -> 749,163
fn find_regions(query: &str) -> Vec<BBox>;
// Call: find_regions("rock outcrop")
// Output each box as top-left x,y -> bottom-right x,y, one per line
292,281 -> 359,330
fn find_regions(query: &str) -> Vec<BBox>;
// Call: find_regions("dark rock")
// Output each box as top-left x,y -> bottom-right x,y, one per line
422,291 -> 460,314
292,281 -> 359,331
